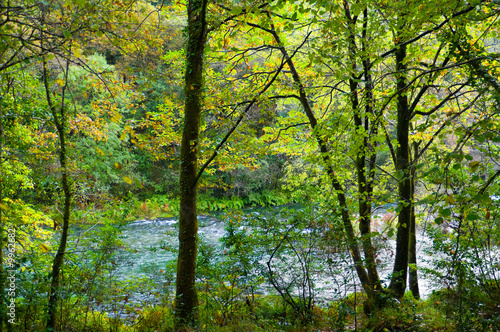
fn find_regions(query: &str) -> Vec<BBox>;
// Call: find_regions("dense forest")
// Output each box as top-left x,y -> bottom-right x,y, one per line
1,0 -> 500,331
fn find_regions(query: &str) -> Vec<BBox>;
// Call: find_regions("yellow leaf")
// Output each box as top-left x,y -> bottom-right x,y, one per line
114,162 -> 122,170
39,243 -> 50,253
0,203 -> 9,211
445,194 -> 455,204
73,47 -> 83,58
123,176 -> 133,185
96,147 -> 105,156
110,112 -> 122,123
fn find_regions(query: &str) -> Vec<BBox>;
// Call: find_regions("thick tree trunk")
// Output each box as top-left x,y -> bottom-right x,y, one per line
388,41 -> 412,298
174,0 -> 208,328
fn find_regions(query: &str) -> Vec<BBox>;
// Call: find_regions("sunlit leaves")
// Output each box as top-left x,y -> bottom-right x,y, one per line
468,161 -> 480,172
444,194 -> 455,205
1,198 -> 53,250
38,243 -> 51,253
123,176 -> 133,185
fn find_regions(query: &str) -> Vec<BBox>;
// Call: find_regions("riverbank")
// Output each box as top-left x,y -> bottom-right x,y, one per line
45,287 -> 499,331
57,192 -> 294,226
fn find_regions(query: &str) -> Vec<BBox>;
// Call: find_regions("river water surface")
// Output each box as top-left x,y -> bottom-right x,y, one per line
113,211 -> 443,303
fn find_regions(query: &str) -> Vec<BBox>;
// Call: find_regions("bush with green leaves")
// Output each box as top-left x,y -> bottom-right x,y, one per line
421,162 -> 500,331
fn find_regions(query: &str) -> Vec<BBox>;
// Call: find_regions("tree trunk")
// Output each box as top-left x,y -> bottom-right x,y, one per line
388,39 -> 412,298
174,0 -> 208,328
44,60 -> 72,332
265,15 -> 373,298
409,143 -> 420,299
345,5 -> 382,294
46,148 -> 71,331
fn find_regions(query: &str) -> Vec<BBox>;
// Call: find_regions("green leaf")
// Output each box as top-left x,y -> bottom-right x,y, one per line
435,217 -> 444,225
444,194 -> 455,204
387,228 -> 394,238
469,161 -> 480,172
63,30 -> 72,39
231,6 -> 243,15
440,208 -> 451,217
466,212 -> 479,221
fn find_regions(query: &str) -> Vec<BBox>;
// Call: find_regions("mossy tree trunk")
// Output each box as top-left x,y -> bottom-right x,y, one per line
409,142 -> 420,299
43,59 -> 72,331
174,0 -> 208,329
388,35 -> 412,298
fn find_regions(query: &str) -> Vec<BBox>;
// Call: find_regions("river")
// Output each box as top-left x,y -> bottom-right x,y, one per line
112,210 -> 440,304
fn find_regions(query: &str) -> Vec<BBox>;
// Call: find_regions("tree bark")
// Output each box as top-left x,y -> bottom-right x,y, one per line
44,60 -> 72,332
408,158 -> 420,299
174,0 -> 208,328
345,5 -> 382,295
388,39 -> 412,298
263,14 -> 373,298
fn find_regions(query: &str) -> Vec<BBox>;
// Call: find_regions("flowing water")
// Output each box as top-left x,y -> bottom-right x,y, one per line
113,210 -> 441,303
64,205 -> 499,322
116,215 -> 225,278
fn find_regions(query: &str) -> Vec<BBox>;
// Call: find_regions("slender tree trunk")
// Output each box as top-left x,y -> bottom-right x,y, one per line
345,5 -> 382,295
174,0 -> 208,329
388,39 -> 412,298
264,15 -> 373,298
362,45 -> 382,295
46,149 -> 71,331
409,142 -> 420,299
44,60 -> 72,332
